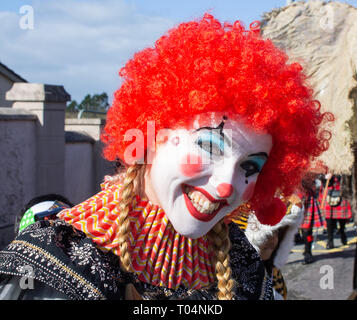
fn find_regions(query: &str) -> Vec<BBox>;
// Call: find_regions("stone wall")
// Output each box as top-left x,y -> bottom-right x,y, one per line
0,109 -> 37,248
64,131 -> 95,205
0,83 -> 114,249
65,118 -> 115,195
7,83 -> 70,197
0,75 -> 15,108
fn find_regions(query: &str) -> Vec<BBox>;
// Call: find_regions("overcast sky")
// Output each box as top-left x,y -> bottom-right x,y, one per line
0,0 -> 356,103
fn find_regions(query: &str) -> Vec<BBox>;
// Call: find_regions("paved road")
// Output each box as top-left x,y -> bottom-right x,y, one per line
281,223 -> 357,300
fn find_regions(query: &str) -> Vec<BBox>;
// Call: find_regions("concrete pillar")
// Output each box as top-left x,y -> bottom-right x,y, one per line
65,118 -> 115,193
6,83 -> 71,196
0,109 -> 37,249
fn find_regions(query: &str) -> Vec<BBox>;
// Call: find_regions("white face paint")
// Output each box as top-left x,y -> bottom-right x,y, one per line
146,112 -> 273,239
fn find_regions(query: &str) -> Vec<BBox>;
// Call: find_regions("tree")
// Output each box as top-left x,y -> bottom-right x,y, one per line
66,93 -> 109,118
77,93 -> 109,113
67,100 -> 78,112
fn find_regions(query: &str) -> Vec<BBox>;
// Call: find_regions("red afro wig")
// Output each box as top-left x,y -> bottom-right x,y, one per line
102,14 -> 334,225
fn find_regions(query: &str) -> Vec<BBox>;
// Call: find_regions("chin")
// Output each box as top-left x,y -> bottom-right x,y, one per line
174,226 -> 208,239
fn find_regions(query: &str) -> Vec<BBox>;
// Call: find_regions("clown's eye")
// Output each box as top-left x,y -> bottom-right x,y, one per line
240,160 -> 260,177
196,131 -> 224,157
240,156 -> 266,178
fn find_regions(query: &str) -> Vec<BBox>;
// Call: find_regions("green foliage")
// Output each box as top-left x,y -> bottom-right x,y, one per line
66,93 -> 109,119
78,93 -> 109,112
67,100 -> 78,112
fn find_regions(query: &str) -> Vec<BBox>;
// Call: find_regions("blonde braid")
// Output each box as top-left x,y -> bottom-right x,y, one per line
117,163 -> 141,272
208,220 -> 235,300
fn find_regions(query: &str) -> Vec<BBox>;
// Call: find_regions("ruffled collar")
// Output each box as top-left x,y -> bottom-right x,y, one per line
58,183 -> 215,290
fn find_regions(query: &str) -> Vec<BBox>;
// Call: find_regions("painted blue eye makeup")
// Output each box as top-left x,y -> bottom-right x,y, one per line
196,131 -> 224,156
240,154 -> 268,178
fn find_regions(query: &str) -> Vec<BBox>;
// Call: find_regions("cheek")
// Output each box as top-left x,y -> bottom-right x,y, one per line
242,182 -> 256,201
179,154 -> 203,177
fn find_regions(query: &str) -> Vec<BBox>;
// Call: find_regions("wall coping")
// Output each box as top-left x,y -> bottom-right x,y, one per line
0,108 -> 37,121
6,83 -> 71,103
65,118 -> 106,125
65,131 -> 95,144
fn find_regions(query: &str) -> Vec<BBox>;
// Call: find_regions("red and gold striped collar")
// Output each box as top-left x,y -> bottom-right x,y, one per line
58,183 -> 215,290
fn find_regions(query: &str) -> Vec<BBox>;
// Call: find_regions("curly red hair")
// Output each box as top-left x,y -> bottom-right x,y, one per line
102,13 -> 333,225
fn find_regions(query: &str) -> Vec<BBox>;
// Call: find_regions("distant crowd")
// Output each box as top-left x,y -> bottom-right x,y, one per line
299,174 -> 353,264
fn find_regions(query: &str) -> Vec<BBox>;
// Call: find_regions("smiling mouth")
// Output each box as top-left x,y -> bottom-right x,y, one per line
182,184 -> 227,222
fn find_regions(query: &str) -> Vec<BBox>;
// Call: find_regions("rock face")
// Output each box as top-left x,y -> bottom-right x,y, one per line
261,0 -> 357,175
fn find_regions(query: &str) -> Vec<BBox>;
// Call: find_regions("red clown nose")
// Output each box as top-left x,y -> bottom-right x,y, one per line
217,183 -> 234,198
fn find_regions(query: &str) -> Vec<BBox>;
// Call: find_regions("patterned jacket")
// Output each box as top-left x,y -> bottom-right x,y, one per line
0,218 -> 273,300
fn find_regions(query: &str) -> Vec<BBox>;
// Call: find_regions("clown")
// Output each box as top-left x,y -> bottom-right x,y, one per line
0,14 -> 333,300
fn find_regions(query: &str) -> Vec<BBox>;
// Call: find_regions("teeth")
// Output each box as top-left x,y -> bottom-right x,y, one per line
194,194 -> 200,203
185,187 -> 221,214
202,201 -> 210,210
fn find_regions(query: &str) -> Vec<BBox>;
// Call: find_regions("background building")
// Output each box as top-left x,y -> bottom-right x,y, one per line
0,63 -> 113,249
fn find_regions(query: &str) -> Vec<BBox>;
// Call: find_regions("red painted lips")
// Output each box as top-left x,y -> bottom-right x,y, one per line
182,184 -> 227,222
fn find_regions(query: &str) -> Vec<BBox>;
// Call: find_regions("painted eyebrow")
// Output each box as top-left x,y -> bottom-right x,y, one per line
194,126 -> 232,147
248,152 -> 268,158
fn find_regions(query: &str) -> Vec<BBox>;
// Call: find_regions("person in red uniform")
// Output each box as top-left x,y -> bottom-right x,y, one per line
320,174 -> 352,249
300,174 -> 325,264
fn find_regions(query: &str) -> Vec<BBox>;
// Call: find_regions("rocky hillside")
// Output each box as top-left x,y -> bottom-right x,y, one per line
261,1 -> 357,175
